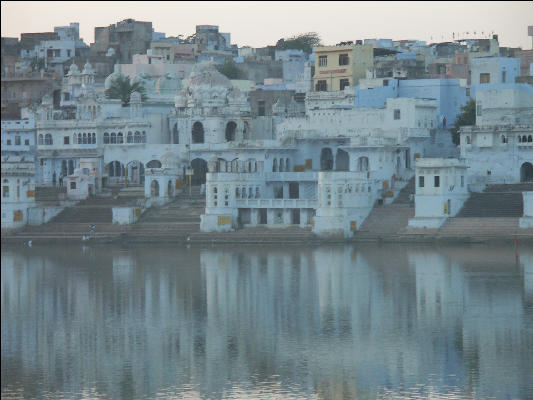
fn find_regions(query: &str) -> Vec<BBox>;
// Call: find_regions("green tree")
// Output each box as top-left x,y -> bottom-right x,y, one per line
275,32 -> 322,54
216,60 -> 242,79
450,98 -> 476,145
30,57 -> 45,72
104,75 -> 147,106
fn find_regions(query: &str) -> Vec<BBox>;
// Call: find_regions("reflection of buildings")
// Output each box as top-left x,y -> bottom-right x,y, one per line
1,244 -> 532,399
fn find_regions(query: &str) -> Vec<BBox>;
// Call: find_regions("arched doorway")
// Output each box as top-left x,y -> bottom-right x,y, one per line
225,121 -> 237,142
521,162 -> 533,182
191,158 -> 208,186
146,160 -> 162,169
168,180 -> 174,197
320,148 -> 333,171
127,160 -> 145,184
335,149 -> 349,171
192,121 -> 204,144
150,180 -> 160,197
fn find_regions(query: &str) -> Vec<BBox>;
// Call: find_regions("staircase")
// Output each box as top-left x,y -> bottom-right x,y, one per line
393,177 -> 415,204
456,190 -> 525,218
437,217 -> 522,239
35,186 -> 66,205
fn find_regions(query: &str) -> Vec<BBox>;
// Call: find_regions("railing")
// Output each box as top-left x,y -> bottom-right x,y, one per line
235,198 -> 317,209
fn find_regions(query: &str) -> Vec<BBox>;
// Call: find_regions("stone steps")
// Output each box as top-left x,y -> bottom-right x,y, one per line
438,217 -> 522,237
358,204 -> 414,234
49,206 -> 113,223
456,192 -> 523,217
393,177 -> 416,204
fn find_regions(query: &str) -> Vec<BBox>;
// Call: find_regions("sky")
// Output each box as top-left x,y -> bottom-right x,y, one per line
1,1 -> 533,49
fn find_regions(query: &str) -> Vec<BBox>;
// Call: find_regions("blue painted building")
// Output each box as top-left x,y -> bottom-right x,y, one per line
354,78 -> 468,126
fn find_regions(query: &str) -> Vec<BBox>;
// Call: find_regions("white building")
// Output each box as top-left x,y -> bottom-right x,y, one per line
460,84 -> 533,185
408,158 -> 469,229
1,156 -> 36,229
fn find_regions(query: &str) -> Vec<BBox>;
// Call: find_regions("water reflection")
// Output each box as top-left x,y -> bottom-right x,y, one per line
2,244 -> 533,400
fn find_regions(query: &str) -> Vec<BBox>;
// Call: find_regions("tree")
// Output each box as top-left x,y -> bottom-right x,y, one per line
30,57 -> 45,72
104,75 -> 147,106
450,98 -> 475,145
216,60 -> 242,79
275,32 -> 322,54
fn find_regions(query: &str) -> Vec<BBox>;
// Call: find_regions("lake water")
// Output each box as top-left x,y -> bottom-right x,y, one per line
2,243 -> 533,400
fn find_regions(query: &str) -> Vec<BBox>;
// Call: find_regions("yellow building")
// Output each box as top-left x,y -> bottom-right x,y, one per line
313,44 -> 374,91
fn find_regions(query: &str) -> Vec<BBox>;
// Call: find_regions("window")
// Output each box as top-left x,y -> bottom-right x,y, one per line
104,132 -> 109,144
67,49 -> 71,57
83,133 -> 88,144
476,103 -> 482,117
24,139 -> 29,145
258,100 -> 265,116
38,134 -> 43,145
338,53 -> 349,66
434,176 -> 440,187
70,182 -> 76,190
466,88 -> 470,97
127,131 -> 133,143
64,136 -> 69,145
480,73 -> 490,84
110,132 -> 116,144
339,78 -> 350,90
461,175 -> 464,187
117,132 -> 123,144
45,134 -> 52,145
2,185 -> 9,198
316,80 -> 327,91
394,109 -> 401,120
383,79 -> 389,87
92,133 -> 96,144
318,55 -> 327,67
6,139 -> 11,145
15,136 -> 21,145
502,70 -> 506,83
419,176 -> 425,188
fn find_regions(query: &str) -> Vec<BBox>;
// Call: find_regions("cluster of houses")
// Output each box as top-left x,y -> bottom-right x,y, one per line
2,21 -> 533,235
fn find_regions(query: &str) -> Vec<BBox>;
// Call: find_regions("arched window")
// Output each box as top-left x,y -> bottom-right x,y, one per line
127,131 -> 133,143
172,124 -> 179,144
225,121 -> 237,142
83,133 -> 88,144
45,134 -> 52,145
38,134 -> 43,145
357,156 -> 369,172
255,187 -> 260,198
519,136 -> 522,143
273,158 -> 278,172
236,187 -> 240,198
92,133 -> 96,144
104,132 -> 109,144
243,121 -> 250,140
336,149 -> 349,171
285,159 -> 290,172
249,187 -> 253,198
320,148 -> 334,171
73,133 -> 77,144
528,135 -> 533,143
501,135 -> 507,144
241,187 -> 246,199
466,136 -> 471,145
110,132 -> 116,144
146,160 -> 162,168
192,121 -> 204,144
134,131 -> 140,143
279,158 -> 284,172
142,131 -> 146,143
117,132 -> 123,144
522,135 -> 527,143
